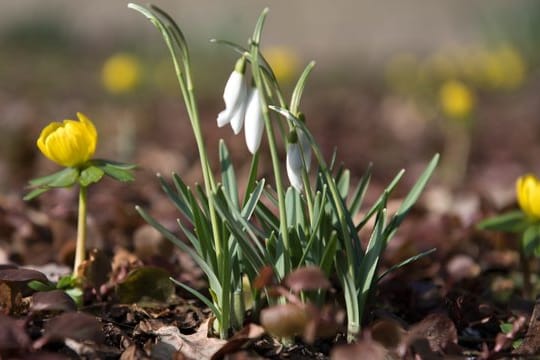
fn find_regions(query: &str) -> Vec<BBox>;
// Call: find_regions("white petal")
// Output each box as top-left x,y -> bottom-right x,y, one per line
217,109 -> 231,127
244,88 -> 265,154
287,144 -> 303,192
217,70 -> 247,128
230,102 -> 246,134
223,71 -> 246,107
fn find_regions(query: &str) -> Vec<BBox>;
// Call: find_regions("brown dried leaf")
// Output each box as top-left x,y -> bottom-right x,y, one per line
331,332 -> 387,360
283,266 -> 331,293
260,303 -> 308,338
120,344 -> 150,360
303,304 -> 344,344
211,324 -> 265,360
0,267 -> 48,283
0,282 -> 13,314
151,319 -> 226,360
81,248 -> 112,289
406,313 -> 458,354
33,312 -> 104,349
446,254 -> 480,281
31,290 -> 76,313
0,313 -> 30,353
371,319 -> 406,350
252,266 -> 274,290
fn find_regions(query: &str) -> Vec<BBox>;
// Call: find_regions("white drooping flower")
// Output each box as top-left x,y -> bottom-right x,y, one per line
217,58 -> 248,134
286,128 -> 311,192
244,88 -> 265,154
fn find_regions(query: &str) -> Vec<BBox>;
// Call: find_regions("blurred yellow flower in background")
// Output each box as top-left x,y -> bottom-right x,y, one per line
439,80 -> 475,120
488,45 -> 526,90
463,44 -> 526,91
264,46 -> 300,85
102,53 -> 141,94
37,112 -> 97,167
516,174 -> 540,220
384,53 -> 421,95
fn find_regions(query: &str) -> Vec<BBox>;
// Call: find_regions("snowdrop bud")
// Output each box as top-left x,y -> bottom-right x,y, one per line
287,135 -> 303,192
286,124 -> 312,192
244,88 -> 265,154
217,57 -> 248,129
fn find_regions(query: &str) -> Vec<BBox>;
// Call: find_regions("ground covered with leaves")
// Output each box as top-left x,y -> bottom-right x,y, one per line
2,44 -> 540,359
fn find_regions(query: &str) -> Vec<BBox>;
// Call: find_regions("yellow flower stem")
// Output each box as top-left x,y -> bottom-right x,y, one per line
440,120 -> 472,189
518,242 -> 532,299
73,185 -> 88,278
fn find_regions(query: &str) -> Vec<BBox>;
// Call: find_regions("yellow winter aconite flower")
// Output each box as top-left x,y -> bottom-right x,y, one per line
102,53 -> 141,94
37,112 -> 97,167
516,174 -> 540,220
439,80 -> 475,120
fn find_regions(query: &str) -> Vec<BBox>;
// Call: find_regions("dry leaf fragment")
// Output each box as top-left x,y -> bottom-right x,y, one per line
152,319 -> 226,360
33,312 -> 104,350
282,266 -> 331,293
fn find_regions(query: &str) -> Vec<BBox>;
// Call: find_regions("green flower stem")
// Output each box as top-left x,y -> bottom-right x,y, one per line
518,241 -> 532,299
144,7 -> 226,334
250,9 -> 290,276
180,31 -> 229,338
73,185 -> 88,278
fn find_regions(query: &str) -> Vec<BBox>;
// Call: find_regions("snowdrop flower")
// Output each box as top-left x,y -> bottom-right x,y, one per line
217,57 -> 248,134
286,126 -> 311,192
244,87 -> 265,154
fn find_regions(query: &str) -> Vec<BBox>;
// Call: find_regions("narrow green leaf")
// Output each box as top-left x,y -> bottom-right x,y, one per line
290,61 -> 316,114
170,277 -> 221,318
393,154 -> 439,223
219,140 -> 238,208
212,189 -> 266,271
349,164 -> 372,216
377,248 -> 437,282
336,168 -> 350,200
251,8 -> 269,47
320,231 -> 338,275
135,206 -> 222,296
240,180 -> 265,220
158,174 -> 193,221
356,169 -> 404,231
357,208 -> 387,311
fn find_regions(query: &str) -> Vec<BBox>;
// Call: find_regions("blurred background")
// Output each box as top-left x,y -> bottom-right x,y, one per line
1,0 -> 540,197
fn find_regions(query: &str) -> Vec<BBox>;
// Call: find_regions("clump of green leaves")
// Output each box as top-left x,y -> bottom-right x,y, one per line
130,3 -> 438,341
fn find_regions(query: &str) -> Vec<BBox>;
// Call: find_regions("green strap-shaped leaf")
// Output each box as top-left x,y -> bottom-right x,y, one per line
219,140 -> 239,209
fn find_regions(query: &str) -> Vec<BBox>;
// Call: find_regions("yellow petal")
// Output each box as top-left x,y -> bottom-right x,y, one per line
516,174 -> 540,219
36,113 -> 99,167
